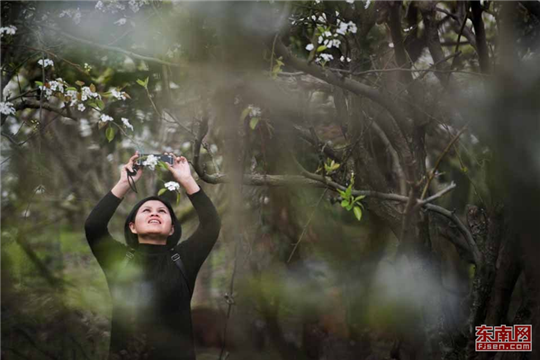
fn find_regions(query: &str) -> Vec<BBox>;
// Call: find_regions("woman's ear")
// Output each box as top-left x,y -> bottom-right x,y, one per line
129,222 -> 138,234
169,226 -> 174,236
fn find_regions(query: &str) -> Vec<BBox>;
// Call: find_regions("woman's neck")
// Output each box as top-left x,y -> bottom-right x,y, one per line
137,236 -> 167,245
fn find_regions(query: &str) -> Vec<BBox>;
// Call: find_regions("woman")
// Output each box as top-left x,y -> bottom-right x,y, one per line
85,152 -> 221,360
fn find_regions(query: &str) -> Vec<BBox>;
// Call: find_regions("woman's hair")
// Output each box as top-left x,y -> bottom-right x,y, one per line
124,196 -> 182,248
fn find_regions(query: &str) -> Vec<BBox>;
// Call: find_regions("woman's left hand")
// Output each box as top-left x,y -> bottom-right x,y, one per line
165,154 -> 193,184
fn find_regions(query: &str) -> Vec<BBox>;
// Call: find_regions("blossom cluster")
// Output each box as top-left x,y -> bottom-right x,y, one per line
248,105 -> 262,117
39,78 -> 66,98
111,88 -> 127,101
100,114 -> 113,122
0,102 -> 16,116
81,86 -> 101,101
99,114 -> 134,132
0,26 -> 17,37
95,0 -> 147,14
292,7 -> 359,66
38,59 -> 54,68
121,117 -> 134,130
59,8 -> 82,25
142,155 -> 159,171
164,181 -> 180,191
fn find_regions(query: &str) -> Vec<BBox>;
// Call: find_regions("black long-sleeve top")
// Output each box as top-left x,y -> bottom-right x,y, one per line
84,188 -> 221,360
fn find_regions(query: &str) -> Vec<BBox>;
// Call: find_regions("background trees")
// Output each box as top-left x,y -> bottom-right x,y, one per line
2,1 -> 540,359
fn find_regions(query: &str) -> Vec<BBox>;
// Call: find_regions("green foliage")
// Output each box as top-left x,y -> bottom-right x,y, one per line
105,126 -> 115,142
158,188 -> 167,196
337,175 -> 366,222
271,56 -> 284,79
136,77 -> 149,89
316,158 -> 340,175
250,117 -> 260,130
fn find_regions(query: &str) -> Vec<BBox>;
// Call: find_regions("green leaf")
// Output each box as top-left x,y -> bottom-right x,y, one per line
353,206 -> 363,221
240,107 -> 250,122
96,99 -> 105,110
317,45 -> 327,52
136,77 -> 149,89
346,203 -> 354,211
66,87 -> 77,91
337,189 -> 346,197
158,161 -> 168,170
341,200 -> 349,208
176,192 -> 181,206
356,195 -> 366,201
75,80 -> 85,86
250,117 -> 260,130
35,81 -> 43,86
345,185 -> 352,198
105,126 -> 115,142
158,188 -> 167,196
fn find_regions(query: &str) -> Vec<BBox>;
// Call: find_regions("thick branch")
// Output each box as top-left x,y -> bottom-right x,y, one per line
15,99 -> 77,122
275,41 -> 416,183
470,1 -> 491,74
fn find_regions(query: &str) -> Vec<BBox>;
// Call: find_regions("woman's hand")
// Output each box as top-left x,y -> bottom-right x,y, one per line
112,152 -> 143,198
165,154 -> 193,183
120,152 -> 143,183
165,153 -> 200,195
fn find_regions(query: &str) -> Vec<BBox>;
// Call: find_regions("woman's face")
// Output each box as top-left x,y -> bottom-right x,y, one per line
129,200 -> 174,240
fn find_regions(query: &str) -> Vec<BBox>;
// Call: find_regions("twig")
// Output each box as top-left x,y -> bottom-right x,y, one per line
420,181 -> 456,205
287,188 -> 327,263
420,125 -> 468,200
43,25 -> 180,67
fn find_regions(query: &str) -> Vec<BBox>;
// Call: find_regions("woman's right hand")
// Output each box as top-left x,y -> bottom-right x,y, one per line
112,152 -> 143,198
119,152 -> 143,184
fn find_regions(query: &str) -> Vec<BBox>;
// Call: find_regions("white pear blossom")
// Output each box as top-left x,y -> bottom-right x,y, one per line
38,59 -> 54,68
48,79 -> 65,93
59,8 -> 81,25
81,86 -> 101,101
347,21 -> 358,34
142,154 -> 159,171
95,1 -> 105,11
305,43 -> 314,51
318,36 -> 323,44
0,102 -> 16,115
114,18 -> 127,26
39,85 -> 53,98
248,105 -> 262,117
66,89 -> 79,106
0,26 -> 17,37
346,0 -> 354,3
100,114 -> 113,122
364,0 -> 371,9
111,88 -> 127,100
78,103 -> 86,112
121,117 -> 134,131
129,0 -> 146,13
320,53 -> 334,61
164,181 -> 180,192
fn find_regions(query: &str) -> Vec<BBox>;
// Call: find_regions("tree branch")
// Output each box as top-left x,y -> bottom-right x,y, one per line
45,26 -> 180,67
